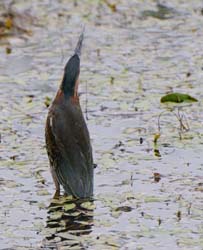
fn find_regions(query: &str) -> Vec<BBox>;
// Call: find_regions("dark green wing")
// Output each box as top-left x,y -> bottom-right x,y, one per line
48,104 -> 93,198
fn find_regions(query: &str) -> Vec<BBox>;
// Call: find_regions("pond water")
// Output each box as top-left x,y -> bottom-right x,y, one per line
0,0 -> 203,249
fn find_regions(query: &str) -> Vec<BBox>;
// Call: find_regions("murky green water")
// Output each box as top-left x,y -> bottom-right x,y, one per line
0,0 -> 203,249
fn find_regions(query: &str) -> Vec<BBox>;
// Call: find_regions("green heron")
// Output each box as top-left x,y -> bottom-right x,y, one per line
45,30 -> 93,199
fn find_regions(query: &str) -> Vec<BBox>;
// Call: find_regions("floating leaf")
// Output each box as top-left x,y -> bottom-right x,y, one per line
160,93 -> 198,103
80,201 -> 96,210
144,196 -> 163,203
111,210 -> 122,218
154,148 -> 161,157
64,211 -> 81,217
37,189 -> 50,196
64,203 -> 76,211
115,206 -> 133,212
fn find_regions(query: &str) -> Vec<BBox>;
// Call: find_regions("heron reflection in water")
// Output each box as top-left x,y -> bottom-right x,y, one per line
41,197 -> 94,249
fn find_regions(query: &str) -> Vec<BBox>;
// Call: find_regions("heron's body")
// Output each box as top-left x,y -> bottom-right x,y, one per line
45,31 -> 93,198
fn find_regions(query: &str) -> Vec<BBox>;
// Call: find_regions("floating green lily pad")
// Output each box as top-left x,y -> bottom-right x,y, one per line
160,93 -> 198,103
80,201 -> 96,210
64,203 -> 76,211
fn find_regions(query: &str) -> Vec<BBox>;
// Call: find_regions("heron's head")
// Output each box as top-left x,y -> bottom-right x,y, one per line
61,54 -> 80,97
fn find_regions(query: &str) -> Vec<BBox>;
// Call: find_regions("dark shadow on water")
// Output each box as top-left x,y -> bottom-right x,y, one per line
40,196 -> 94,249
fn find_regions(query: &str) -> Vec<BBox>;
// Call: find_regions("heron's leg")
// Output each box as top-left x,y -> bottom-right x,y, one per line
53,190 -> 60,199
51,167 -> 60,199
64,188 -> 71,197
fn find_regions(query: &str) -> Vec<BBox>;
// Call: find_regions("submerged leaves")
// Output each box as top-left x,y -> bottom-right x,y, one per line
141,3 -> 177,20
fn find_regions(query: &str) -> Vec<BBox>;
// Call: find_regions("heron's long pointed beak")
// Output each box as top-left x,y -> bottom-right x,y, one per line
74,27 -> 85,57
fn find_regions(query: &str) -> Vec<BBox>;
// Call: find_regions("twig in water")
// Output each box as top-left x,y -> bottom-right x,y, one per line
85,81 -> 88,120
157,108 -> 190,139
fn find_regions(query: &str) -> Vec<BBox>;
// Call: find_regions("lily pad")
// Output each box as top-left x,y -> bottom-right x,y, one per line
160,93 -> 198,103
64,203 -> 76,211
80,201 -> 96,210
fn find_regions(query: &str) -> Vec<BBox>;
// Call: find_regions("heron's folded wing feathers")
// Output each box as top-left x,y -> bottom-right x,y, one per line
50,109 -> 93,197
